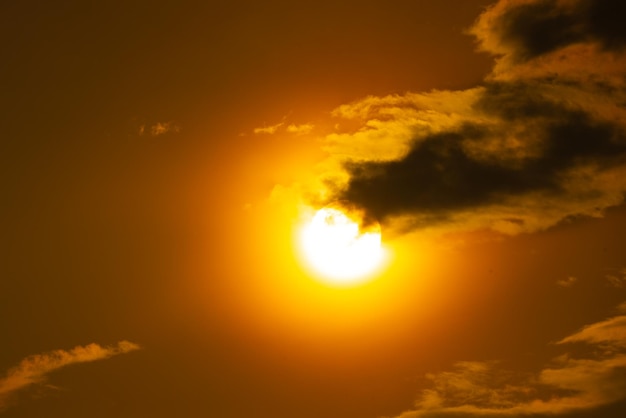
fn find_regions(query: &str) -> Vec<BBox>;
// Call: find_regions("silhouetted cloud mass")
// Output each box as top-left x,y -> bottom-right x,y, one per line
321,0 -> 626,234
485,0 -> 626,62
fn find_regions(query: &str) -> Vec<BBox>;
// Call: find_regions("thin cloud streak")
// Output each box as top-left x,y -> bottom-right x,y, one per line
286,123 -> 314,135
151,121 -> 180,136
253,120 -> 315,135
138,122 -> 180,136
0,341 -> 140,410
557,276 -> 578,288
254,121 -> 284,135
606,268 -> 626,288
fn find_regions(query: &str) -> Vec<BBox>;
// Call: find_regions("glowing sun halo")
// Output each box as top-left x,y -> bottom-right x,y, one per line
298,207 -> 385,286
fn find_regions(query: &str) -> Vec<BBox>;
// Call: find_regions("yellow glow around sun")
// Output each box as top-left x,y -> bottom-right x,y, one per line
298,206 -> 386,286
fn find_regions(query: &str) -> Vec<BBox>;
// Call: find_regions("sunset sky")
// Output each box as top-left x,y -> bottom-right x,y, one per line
3,1 -> 626,417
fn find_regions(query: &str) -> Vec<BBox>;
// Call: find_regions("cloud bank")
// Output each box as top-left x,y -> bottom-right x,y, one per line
0,341 -> 140,410
313,0 -> 626,235
393,309 -> 626,417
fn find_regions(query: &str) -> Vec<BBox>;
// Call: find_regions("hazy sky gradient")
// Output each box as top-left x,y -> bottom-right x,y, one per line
2,1 -> 626,417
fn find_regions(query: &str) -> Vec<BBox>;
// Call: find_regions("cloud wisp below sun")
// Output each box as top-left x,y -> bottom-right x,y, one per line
0,341 -> 140,411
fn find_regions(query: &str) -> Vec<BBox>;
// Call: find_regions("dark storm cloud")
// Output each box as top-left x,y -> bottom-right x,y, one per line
341,103 -> 626,223
480,0 -> 626,63
322,0 -> 626,233
340,84 -> 626,224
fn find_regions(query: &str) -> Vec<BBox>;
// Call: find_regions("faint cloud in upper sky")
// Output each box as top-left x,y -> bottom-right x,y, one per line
557,276 -> 578,288
606,268 -> 626,288
0,341 -> 140,411
151,122 -> 180,136
138,121 -> 180,136
253,121 -> 284,135
286,123 -> 314,135
253,120 -> 315,136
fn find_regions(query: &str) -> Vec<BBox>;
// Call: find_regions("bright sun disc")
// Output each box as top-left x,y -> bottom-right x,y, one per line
298,207 -> 384,286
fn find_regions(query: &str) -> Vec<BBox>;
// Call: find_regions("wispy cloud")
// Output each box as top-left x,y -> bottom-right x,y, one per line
393,308 -> 626,417
606,268 -> 626,288
151,122 -> 179,136
557,276 -> 578,288
253,119 -> 315,136
286,123 -> 314,135
138,122 -> 180,136
0,341 -> 140,410
301,0 -> 626,236
254,121 -> 285,135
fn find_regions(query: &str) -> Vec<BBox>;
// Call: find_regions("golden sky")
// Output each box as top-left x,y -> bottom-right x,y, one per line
3,1 -> 626,417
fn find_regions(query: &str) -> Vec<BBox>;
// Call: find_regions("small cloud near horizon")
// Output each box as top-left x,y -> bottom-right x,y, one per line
393,304 -> 626,418
0,341 -> 140,411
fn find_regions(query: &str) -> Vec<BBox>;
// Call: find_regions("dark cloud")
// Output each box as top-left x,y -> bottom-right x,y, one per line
497,0 -> 581,61
321,0 -> 626,233
337,85 -> 626,225
483,0 -> 626,63
587,0 -> 626,51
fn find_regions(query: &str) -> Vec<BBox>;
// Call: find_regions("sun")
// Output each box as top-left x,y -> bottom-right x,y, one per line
297,205 -> 385,286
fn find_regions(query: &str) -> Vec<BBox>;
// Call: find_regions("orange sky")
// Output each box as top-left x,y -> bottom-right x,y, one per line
3,1 -> 626,417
